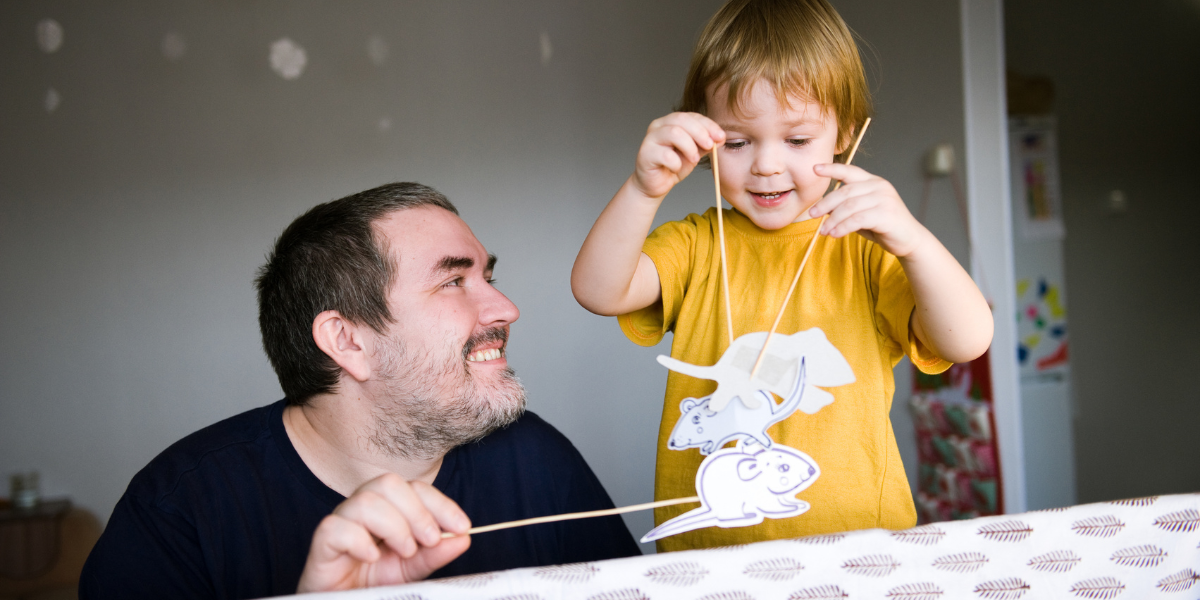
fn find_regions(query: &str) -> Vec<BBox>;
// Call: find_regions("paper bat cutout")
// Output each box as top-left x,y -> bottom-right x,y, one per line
657,328 -> 855,412
669,358 -> 809,454
641,440 -> 819,543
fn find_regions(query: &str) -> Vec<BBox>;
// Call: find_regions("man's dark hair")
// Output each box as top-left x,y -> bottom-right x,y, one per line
255,182 -> 458,405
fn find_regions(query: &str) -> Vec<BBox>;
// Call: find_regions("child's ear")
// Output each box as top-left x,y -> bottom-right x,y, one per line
835,125 -> 856,156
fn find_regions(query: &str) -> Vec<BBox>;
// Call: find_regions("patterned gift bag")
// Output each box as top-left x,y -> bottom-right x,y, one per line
910,350 -> 1003,522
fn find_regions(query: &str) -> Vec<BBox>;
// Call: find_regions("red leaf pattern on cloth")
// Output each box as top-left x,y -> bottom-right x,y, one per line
643,562 -> 709,586
973,578 -> 1030,599
532,563 -> 599,583
1027,550 -> 1081,573
1069,577 -> 1125,599
1071,515 -> 1124,538
886,582 -> 943,599
586,590 -> 651,600
432,572 -> 496,588
795,533 -> 846,545
1153,508 -> 1199,533
1108,496 -> 1157,507
696,592 -> 756,600
788,585 -> 850,599
743,558 -> 804,581
977,520 -> 1033,542
931,552 -> 989,573
1155,569 -> 1200,593
841,554 -> 901,577
1108,545 -> 1167,568
891,525 -> 946,546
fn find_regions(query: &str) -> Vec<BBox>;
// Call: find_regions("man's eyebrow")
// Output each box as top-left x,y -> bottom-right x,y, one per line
432,256 -> 474,276
430,254 -> 498,277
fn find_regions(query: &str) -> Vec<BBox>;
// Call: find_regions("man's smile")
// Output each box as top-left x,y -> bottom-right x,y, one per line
466,347 -> 505,362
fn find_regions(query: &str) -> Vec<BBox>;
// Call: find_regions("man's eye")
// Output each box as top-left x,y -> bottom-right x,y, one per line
444,278 -> 463,288
486,278 -> 497,285
723,140 -> 747,150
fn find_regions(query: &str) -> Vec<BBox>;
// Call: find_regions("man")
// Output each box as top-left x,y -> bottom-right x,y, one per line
80,183 -> 640,598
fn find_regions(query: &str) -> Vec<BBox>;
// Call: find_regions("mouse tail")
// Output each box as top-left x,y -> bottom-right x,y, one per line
640,507 -> 715,543
773,358 -> 808,417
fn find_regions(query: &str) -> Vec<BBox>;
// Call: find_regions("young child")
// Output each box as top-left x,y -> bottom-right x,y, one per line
571,0 -> 993,551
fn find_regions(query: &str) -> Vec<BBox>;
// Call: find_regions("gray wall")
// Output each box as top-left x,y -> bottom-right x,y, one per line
1,0 -> 971,550
1005,0 -> 1200,502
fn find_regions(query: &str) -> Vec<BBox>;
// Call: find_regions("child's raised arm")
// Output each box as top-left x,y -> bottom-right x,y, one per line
807,162 -> 994,363
571,113 -> 725,316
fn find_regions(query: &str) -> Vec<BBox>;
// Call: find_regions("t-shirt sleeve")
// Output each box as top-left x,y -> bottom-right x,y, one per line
80,495 -> 214,600
868,241 -> 953,375
617,216 -> 700,347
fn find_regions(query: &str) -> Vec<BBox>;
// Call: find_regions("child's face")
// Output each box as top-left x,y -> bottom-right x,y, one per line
708,80 -> 841,230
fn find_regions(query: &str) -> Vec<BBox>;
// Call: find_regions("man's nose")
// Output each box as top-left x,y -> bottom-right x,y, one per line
478,281 -> 520,326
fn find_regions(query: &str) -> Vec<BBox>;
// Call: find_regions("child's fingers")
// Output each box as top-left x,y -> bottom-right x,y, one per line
655,124 -> 707,165
813,162 -> 873,184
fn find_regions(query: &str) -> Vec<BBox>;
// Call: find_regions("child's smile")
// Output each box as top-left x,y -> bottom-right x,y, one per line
708,79 -> 843,230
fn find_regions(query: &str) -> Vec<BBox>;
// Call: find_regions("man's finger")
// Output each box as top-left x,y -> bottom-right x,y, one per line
309,513 -> 382,565
399,536 -> 472,583
335,489 -> 419,558
360,475 -> 448,549
410,481 -> 471,535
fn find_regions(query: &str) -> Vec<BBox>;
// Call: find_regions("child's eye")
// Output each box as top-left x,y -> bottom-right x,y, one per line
723,140 -> 748,151
787,138 -> 812,147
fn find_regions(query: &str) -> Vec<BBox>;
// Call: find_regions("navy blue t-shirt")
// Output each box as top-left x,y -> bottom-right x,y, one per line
80,401 -> 640,599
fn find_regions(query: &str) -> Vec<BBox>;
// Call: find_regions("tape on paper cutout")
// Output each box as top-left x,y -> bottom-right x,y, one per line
641,440 -> 819,542
657,328 -> 854,412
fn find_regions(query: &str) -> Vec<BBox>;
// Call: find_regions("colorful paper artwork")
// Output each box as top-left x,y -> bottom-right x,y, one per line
1009,117 -> 1065,240
645,328 -> 853,542
1016,277 -> 1068,376
910,353 -> 1002,522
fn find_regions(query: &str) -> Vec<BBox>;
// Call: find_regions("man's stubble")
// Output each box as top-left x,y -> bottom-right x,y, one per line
366,326 -> 526,461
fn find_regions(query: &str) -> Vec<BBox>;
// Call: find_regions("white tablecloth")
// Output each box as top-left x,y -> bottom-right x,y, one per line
278,492 -> 1199,600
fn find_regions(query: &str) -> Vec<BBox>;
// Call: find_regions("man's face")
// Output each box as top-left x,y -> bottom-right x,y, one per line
365,206 -> 525,459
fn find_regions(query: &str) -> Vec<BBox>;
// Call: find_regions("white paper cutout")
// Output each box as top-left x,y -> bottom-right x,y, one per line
44,88 -> 61,113
539,31 -> 553,66
366,35 -> 388,66
649,327 -> 855,541
641,440 -> 820,542
270,38 -> 307,80
668,357 -> 809,454
658,328 -> 855,412
37,19 -> 63,53
162,32 -> 187,61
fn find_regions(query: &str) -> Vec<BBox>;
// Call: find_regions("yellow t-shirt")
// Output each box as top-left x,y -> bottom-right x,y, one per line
619,207 -> 951,552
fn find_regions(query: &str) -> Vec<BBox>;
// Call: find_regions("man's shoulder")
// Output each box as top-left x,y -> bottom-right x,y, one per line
124,400 -> 285,506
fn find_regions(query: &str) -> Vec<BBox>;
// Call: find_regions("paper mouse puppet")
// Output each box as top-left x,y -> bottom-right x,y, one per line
657,328 -> 855,412
641,440 -> 820,543
668,358 -> 809,454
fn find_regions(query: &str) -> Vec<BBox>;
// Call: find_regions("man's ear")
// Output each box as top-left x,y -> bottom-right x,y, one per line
311,310 -> 372,383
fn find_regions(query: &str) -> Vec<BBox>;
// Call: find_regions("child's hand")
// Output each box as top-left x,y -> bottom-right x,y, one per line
631,113 -> 726,200
807,163 -> 928,258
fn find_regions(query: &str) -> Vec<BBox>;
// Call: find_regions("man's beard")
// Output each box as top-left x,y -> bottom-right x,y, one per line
366,326 -> 526,461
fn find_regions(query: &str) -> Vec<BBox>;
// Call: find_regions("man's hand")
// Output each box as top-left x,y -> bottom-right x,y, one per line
296,474 -> 471,593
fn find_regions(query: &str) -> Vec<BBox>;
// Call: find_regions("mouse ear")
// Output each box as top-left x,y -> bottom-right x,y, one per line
736,457 -> 762,481
680,398 -> 698,412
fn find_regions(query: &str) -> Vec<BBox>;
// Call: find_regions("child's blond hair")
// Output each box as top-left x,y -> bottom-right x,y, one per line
679,0 -> 871,159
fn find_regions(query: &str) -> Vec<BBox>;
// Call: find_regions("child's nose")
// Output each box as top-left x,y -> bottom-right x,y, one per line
750,145 -> 785,177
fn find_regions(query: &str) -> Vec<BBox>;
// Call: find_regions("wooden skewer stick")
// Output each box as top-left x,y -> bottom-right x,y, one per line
749,118 -> 872,380
440,496 -> 701,538
712,149 -> 735,346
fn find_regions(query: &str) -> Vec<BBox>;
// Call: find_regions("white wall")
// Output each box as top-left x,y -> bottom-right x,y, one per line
0,0 -> 972,551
